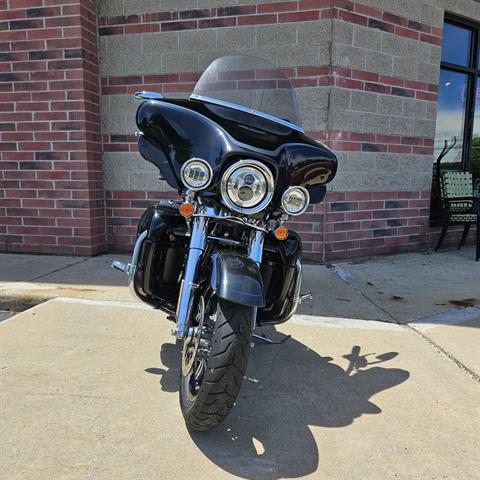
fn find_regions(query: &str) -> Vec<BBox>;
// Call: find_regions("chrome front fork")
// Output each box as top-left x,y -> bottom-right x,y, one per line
248,230 -> 265,266
247,230 -> 265,330
174,220 -> 265,340
174,216 -> 207,340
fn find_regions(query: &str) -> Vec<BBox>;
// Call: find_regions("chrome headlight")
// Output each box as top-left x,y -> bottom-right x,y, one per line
180,158 -> 212,191
281,186 -> 310,216
221,160 -> 274,214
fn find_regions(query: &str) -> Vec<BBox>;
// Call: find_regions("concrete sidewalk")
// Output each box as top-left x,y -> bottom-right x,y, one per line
1,247 -> 478,375
0,248 -> 479,479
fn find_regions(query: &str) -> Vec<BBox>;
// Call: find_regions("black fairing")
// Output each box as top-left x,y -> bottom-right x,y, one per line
136,99 -> 337,203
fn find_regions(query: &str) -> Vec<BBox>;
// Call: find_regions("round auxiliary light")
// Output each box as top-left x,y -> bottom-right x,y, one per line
281,186 -> 310,216
180,158 -> 213,191
221,160 -> 275,215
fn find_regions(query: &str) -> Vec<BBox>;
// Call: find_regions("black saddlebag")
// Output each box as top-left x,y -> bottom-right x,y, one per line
257,231 -> 302,325
133,201 -> 187,314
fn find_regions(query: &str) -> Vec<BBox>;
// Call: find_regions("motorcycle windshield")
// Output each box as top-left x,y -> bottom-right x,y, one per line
190,55 -> 303,133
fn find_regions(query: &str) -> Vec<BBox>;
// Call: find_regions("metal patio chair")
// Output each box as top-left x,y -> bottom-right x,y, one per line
435,171 -> 479,261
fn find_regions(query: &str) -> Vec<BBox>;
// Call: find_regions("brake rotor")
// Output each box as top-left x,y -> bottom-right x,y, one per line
181,295 -> 205,376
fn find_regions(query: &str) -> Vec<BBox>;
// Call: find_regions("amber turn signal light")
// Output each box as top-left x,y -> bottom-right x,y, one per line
274,225 -> 288,240
179,202 -> 194,218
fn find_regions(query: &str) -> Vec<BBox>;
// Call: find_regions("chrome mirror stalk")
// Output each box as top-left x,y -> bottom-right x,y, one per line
133,91 -> 164,101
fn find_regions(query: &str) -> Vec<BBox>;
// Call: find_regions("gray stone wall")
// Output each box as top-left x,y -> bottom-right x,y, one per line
98,15 -> 332,190
97,0 -> 480,193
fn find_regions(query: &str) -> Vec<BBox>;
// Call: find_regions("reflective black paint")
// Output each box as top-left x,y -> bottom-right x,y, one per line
131,202 -> 301,322
136,98 -> 337,203
257,231 -> 302,325
133,202 -> 187,313
210,251 -> 265,307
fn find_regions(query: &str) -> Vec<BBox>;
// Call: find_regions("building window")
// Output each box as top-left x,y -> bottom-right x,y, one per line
434,16 -> 480,179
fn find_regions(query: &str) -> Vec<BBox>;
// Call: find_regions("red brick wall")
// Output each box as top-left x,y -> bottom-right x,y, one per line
321,191 -> 437,260
97,0 -> 465,261
104,189 -> 446,262
105,190 -> 174,251
97,0 -> 442,46
0,0 -> 105,255
1,0 -> 474,260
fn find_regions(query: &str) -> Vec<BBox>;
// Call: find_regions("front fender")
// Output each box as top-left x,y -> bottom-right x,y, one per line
210,251 -> 265,307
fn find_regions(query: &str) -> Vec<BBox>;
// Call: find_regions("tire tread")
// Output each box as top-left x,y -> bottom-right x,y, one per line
180,299 -> 253,431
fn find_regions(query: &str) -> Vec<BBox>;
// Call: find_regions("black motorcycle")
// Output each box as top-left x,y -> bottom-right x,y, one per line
112,56 -> 337,431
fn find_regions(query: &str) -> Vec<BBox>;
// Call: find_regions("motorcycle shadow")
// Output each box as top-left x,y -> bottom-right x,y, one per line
146,328 -> 409,480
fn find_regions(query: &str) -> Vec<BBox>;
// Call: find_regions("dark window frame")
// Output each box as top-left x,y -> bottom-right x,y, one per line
440,14 -> 479,170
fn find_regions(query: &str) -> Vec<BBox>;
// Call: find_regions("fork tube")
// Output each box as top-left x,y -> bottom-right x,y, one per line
247,230 -> 265,330
248,230 -> 265,266
175,216 -> 207,339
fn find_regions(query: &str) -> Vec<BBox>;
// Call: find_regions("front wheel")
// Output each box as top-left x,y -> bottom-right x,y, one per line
180,297 -> 254,431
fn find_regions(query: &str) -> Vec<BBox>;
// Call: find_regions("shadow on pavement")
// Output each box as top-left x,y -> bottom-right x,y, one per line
146,327 -> 409,479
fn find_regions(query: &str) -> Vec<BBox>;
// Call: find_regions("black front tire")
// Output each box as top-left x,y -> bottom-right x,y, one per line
180,299 -> 253,431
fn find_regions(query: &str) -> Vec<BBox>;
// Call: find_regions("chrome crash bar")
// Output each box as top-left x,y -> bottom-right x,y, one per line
111,230 -> 148,277
111,231 -> 149,304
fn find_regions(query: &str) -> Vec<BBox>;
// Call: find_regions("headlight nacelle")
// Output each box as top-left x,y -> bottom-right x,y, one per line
221,160 -> 274,215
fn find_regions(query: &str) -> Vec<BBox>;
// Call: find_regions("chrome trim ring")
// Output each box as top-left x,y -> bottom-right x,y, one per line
190,94 -> 305,133
180,158 -> 213,191
281,186 -> 310,216
220,159 -> 275,215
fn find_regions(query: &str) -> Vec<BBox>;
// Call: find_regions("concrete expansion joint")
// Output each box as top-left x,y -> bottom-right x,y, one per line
405,324 -> 480,383
29,257 -> 91,282
328,263 -> 400,325
328,263 -> 480,383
